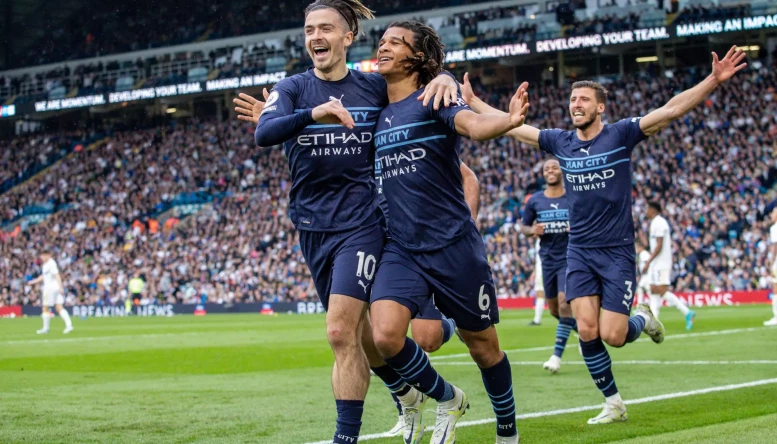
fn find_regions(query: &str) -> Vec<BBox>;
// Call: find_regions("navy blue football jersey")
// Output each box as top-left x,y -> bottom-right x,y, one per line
521,191 -> 569,264
255,68 -> 387,232
538,118 -> 646,247
373,88 -> 471,251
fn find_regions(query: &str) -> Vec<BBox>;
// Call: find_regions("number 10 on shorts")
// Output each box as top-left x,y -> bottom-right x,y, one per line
356,251 -> 376,281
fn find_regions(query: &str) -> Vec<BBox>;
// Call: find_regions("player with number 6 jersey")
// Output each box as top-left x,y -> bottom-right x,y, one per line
368,21 -> 528,444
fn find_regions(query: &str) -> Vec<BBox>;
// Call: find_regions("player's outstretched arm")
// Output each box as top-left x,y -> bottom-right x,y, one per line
639,46 -> 747,137
459,73 -> 541,147
460,162 -> 480,221
28,276 -> 43,285
454,84 -> 529,141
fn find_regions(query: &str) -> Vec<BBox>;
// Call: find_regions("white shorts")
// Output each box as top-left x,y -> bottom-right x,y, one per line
43,290 -> 64,307
648,265 -> 671,287
534,265 -> 544,293
637,275 -> 651,293
771,261 -> 777,279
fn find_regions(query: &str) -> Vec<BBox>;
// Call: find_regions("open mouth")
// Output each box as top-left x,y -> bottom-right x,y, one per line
573,111 -> 585,117
312,46 -> 330,58
377,56 -> 393,65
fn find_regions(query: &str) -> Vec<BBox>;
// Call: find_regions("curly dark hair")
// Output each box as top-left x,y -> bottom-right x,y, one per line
304,0 -> 375,39
386,20 -> 445,87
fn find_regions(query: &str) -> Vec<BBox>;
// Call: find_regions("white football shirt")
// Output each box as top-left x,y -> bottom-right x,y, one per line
41,258 -> 61,294
649,215 -> 672,267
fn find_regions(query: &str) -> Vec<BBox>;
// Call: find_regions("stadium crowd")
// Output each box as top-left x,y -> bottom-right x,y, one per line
1,62 -> 776,307
0,0 -> 669,104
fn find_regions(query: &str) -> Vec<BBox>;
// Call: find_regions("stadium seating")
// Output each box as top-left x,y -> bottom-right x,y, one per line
1,1 -> 664,104
1,61 -> 776,307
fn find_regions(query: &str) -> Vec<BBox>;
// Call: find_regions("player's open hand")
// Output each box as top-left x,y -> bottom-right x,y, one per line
459,72 -> 476,105
508,82 -> 530,128
418,73 -> 458,110
312,98 -> 355,129
233,89 -> 270,125
711,46 -> 747,84
531,223 -> 545,236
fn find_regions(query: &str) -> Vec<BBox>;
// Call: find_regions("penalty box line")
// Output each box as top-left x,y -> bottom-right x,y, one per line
302,378 -> 777,444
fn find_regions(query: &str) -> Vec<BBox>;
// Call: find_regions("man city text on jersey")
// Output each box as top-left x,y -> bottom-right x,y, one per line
538,118 -> 646,247
373,92 -> 471,251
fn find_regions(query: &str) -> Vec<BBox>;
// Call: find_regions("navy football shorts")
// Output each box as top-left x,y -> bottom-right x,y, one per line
371,223 -> 498,332
565,244 -> 636,315
298,222 -> 385,310
541,262 -> 567,300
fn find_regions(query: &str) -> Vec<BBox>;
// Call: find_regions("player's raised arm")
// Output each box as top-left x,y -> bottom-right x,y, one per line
460,73 -> 541,147
639,46 -> 746,137
453,85 -> 529,141
460,162 -> 480,220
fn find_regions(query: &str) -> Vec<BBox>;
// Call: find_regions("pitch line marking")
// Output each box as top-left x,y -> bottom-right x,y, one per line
434,360 -> 777,366
302,378 -> 777,444
431,326 -> 766,360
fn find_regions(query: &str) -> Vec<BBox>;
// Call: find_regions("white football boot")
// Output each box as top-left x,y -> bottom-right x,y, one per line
542,355 -> 561,374
431,386 -> 469,444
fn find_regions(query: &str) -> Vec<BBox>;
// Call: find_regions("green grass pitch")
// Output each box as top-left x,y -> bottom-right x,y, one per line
1,306 -> 776,443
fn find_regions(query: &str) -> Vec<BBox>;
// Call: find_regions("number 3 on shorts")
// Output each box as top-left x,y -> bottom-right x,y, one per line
478,285 -> 490,311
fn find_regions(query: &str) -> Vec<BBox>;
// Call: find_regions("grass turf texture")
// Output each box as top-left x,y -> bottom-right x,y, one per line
1,306 -> 776,443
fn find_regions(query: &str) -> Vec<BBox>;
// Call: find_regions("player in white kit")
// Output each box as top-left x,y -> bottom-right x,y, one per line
530,239 -> 545,326
635,242 -> 651,305
642,202 -> 695,330
765,208 -> 777,326
28,251 -> 73,334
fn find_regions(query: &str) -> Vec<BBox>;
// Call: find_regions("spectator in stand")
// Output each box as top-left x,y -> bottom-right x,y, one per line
1,64 -> 776,307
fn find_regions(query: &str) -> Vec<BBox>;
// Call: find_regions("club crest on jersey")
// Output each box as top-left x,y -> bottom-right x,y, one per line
261,90 -> 280,115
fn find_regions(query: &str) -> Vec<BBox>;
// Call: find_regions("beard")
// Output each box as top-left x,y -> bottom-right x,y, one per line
546,176 -> 561,186
572,112 -> 597,130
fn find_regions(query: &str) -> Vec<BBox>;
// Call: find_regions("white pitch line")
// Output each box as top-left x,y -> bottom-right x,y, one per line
302,378 -> 777,444
2,331 -> 211,345
431,326 -> 765,361
434,360 -> 777,366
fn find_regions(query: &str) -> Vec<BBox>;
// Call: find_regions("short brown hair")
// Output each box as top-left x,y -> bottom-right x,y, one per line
571,81 -> 608,104
305,0 -> 375,39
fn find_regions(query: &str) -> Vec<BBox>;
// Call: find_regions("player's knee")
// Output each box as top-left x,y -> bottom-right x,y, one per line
415,335 -> 442,354
548,305 -> 560,319
326,322 -> 359,352
371,327 -> 405,358
576,319 -> 599,342
601,331 -> 626,348
464,336 -> 502,368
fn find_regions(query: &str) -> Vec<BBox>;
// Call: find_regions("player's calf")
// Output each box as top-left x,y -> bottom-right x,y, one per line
326,295 -> 371,444
458,327 -> 518,440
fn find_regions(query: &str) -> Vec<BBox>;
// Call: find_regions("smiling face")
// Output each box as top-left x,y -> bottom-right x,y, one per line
376,26 -> 417,79
569,87 -> 605,130
304,8 -> 353,73
543,159 -> 562,186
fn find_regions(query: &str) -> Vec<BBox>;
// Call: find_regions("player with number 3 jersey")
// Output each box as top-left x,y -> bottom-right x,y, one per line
461,45 -> 747,425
